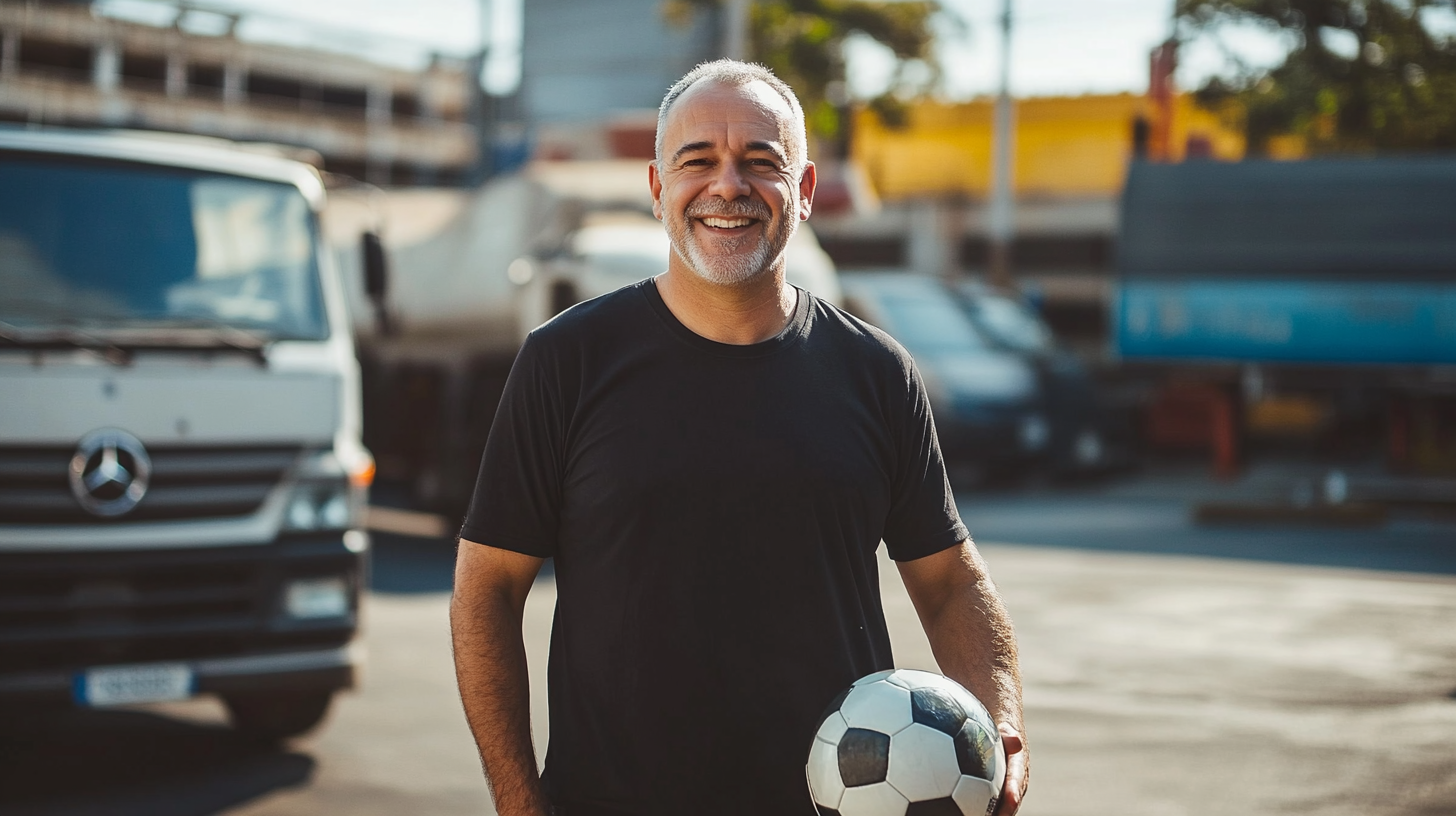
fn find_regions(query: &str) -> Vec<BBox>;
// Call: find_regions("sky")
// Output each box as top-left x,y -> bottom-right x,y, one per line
95,0 -> 1305,99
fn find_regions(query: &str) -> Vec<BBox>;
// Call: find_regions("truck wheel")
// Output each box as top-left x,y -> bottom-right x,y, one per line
225,691 -> 334,743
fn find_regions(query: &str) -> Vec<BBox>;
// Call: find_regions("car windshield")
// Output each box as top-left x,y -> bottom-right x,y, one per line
875,289 -> 990,353
0,153 -> 326,340
966,294 -> 1055,353
585,249 -> 666,283
575,225 -> 668,284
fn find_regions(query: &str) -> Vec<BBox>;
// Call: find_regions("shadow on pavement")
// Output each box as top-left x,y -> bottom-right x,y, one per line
0,709 -> 313,816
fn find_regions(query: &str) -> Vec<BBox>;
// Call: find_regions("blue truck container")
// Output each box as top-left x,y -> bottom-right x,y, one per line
1114,157 -> 1456,367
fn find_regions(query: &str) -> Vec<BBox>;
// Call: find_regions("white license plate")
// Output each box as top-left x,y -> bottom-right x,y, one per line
76,662 -> 194,707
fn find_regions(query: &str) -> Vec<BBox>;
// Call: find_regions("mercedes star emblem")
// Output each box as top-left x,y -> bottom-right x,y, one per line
69,429 -> 152,517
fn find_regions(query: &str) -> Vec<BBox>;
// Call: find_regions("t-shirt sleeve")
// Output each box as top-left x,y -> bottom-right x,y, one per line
458,331 -> 568,557
881,352 -> 971,562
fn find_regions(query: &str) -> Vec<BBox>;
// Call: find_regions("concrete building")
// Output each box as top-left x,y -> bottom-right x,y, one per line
0,1 -> 479,184
521,0 -> 719,160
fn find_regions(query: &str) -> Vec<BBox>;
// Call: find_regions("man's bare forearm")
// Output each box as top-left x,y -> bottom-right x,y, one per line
924,545 -> 1023,733
451,543 -> 550,816
898,542 -> 1023,732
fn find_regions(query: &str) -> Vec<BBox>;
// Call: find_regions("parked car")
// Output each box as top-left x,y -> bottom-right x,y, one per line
840,273 -> 1051,480
949,281 -> 1113,475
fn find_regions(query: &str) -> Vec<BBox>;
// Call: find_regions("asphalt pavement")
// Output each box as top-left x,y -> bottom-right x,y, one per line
3,465 -> 1454,816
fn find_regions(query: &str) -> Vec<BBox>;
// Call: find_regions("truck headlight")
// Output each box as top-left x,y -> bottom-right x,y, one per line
284,576 -> 350,619
284,482 -> 354,531
282,447 -> 373,532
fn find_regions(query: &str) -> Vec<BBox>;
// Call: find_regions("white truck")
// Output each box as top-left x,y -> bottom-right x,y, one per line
0,128 -> 376,741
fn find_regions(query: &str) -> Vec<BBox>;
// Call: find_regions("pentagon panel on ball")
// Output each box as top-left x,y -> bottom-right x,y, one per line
807,670 -> 1005,816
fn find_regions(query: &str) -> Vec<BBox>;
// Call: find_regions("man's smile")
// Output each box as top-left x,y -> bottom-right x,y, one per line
700,216 -> 757,230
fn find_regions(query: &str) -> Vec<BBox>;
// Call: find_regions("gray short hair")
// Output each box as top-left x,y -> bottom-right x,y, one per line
655,59 -> 809,174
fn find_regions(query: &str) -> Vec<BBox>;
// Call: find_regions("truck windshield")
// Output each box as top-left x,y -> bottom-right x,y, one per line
0,154 -> 327,340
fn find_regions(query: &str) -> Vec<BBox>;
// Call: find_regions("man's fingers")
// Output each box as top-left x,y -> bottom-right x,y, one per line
998,722 -> 1025,755
993,724 -> 1028,816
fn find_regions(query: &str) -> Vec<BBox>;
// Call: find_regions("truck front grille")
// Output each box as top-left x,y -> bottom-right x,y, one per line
0,542 -> 357,673
0,445 -> 302,524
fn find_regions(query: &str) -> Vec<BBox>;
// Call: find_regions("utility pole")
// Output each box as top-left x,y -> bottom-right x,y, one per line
470,0 -> 495,183
724,0 -> 750,60
1148,39 -> 1178,161
478,0 -> 494,85
987,0 -> 1015,289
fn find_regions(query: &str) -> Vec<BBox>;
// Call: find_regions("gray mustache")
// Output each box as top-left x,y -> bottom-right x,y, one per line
684,201 -> 771,220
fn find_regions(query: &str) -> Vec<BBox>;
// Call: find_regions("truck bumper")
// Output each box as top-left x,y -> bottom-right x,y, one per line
0,532 -> 365,707
0,643 -> 360,705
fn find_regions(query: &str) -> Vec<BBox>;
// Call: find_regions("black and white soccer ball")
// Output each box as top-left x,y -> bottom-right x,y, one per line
806,669 -> 1006,816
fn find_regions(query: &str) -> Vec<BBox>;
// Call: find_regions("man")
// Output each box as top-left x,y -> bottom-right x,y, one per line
452,60 -> 1027,816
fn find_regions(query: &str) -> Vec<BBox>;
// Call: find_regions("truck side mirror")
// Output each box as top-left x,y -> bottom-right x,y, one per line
363,231 -> 389,300
361,231 -> 393,335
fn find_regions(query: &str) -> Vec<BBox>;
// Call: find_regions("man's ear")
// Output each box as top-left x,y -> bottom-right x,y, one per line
797,161 -> 817,221
649,161 -> 664,220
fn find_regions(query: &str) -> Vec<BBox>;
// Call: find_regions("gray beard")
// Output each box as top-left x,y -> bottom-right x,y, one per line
668,207 -> 797,286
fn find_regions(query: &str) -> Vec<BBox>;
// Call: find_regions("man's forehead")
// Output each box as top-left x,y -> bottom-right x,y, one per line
664,79 -> 794,145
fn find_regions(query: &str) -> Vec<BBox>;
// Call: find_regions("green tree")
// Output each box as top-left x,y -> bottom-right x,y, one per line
665,0 -> 943,150
1178,0 -> 1456,154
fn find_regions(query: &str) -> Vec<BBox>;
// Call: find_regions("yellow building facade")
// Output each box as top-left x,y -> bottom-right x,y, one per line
852,93 -> 1247,201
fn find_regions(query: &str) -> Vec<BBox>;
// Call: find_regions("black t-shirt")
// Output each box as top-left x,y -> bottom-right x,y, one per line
461,279 -> 968,816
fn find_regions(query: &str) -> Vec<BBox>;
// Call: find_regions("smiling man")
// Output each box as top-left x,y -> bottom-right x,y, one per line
652,74 -> 802,291
451,60 -> 1027,816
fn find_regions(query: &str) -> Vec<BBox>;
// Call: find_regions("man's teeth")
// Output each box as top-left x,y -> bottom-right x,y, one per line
701,217 -> 754,228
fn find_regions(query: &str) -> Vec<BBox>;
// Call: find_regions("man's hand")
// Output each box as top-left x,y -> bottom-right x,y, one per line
994,722 -> 1028,816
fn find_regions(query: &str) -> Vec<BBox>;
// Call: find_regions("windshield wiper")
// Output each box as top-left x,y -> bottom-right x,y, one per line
133,319 -> 270,362
0,319 -> 268,365
0,320 -> 134,363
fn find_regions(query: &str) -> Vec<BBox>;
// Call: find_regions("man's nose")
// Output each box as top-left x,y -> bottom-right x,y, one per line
706,160 -> 752,199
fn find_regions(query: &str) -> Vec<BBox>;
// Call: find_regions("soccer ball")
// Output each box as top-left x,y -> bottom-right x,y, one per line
806,669 -> 1005,816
